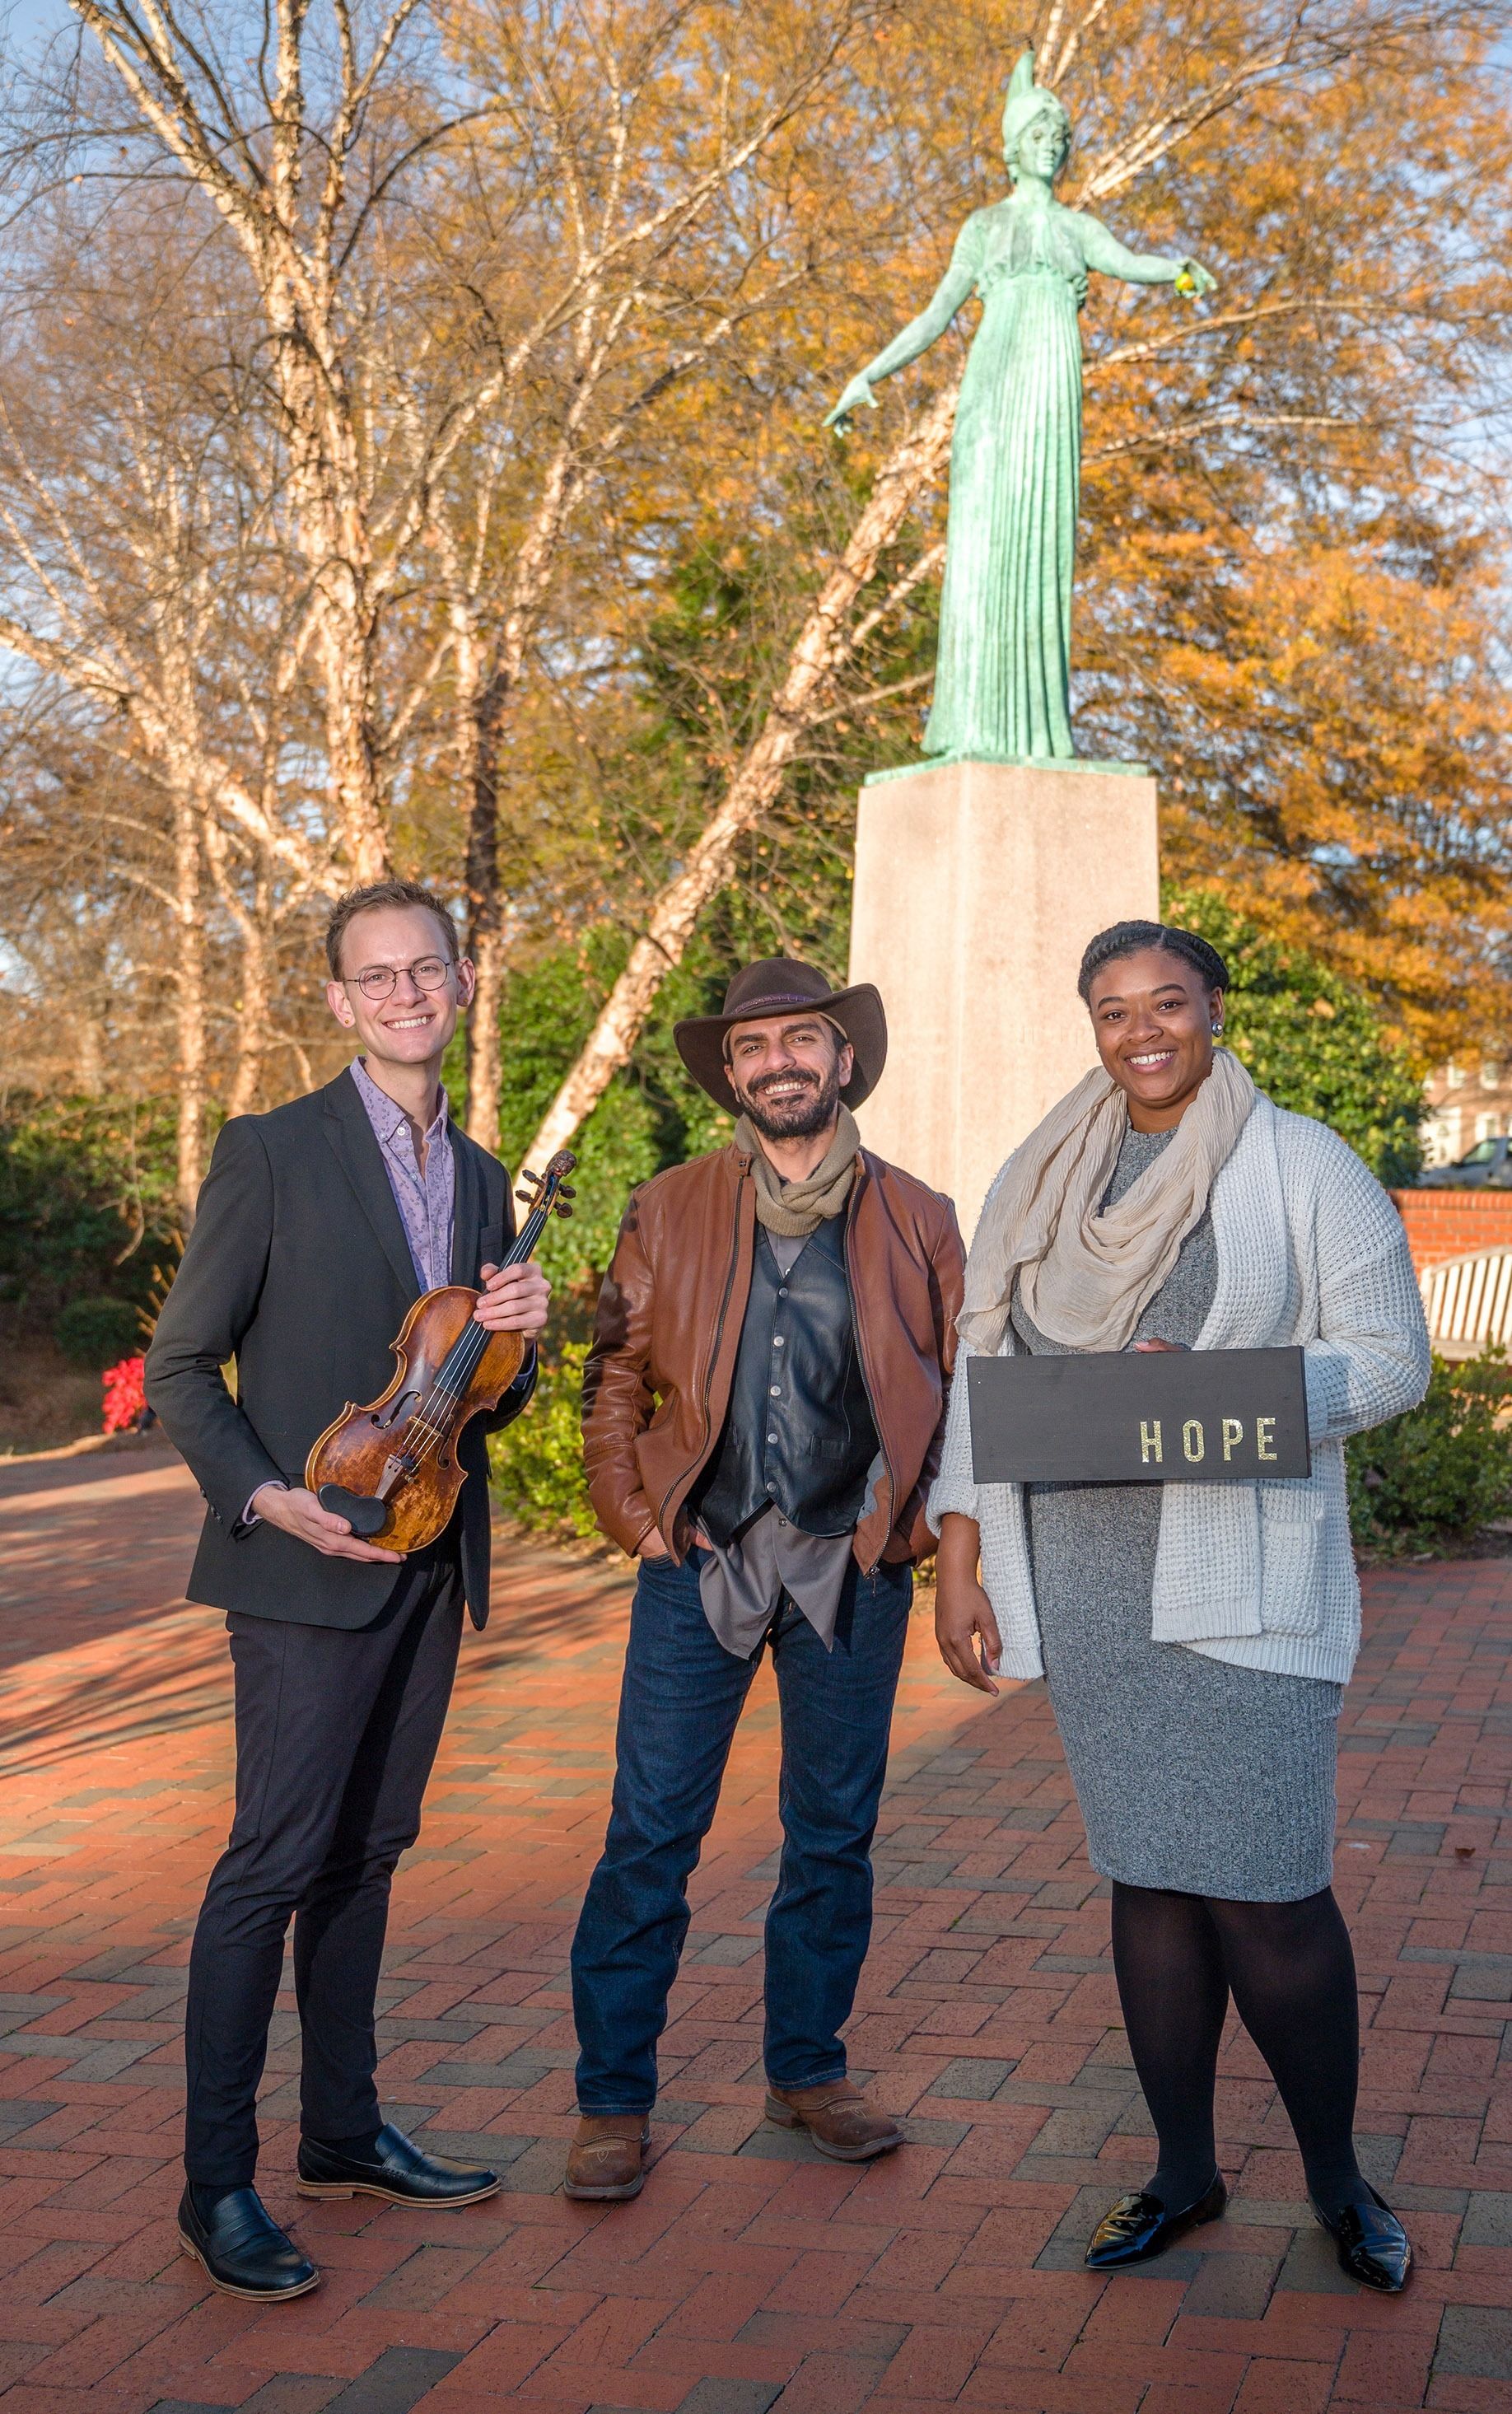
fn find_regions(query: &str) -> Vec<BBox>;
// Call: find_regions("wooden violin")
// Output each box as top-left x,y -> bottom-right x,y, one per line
304,1149 -> 576,1552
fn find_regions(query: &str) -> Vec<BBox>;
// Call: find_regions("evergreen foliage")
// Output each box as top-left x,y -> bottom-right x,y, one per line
1165,888 -> 1425,1183
0,1095 -> 180,1321
1347,1354 -> 1512,1555
55,1296 -> 147,1367
488,1341 -> 600,1541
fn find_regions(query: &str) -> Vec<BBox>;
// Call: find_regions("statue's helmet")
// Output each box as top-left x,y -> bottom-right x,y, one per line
1001,47 -> 1070,166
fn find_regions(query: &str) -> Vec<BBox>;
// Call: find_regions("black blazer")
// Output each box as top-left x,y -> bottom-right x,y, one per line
145,1068 -> 532,1628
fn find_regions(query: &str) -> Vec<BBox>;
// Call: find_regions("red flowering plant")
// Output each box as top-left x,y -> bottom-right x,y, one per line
101,1356 -> 147,1435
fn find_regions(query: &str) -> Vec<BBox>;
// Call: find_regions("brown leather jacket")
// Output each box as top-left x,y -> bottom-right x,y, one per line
582,1139 -> 965,1571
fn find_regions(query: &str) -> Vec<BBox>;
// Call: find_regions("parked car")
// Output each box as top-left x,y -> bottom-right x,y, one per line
1415,1136 -> 1512,1188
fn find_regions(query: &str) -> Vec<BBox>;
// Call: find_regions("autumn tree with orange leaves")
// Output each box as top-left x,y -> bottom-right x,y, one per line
0,0 -> 1510,1232
523,0 -> 1512,1167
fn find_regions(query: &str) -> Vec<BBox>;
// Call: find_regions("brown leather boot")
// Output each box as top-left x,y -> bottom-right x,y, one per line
563,2114 -> 651,2202
764,2079 -> 903,2163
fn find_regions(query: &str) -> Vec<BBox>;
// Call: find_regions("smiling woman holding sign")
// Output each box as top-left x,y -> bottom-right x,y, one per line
931,921 -> 1429,2291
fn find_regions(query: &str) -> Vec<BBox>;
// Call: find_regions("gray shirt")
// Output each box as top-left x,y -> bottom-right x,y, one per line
695,1230 -> 870,1659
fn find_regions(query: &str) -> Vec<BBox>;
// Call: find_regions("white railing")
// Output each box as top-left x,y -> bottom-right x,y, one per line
1419,1246 -> 1512,1356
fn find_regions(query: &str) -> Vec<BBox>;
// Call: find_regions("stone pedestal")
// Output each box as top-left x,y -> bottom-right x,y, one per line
847,756 -> 1159,1241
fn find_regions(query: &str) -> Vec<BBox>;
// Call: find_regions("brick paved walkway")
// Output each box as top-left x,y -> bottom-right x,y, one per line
0,1445 -> 1507,2414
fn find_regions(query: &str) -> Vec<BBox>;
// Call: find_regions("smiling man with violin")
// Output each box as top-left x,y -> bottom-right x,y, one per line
146,877 -> 549,2302
572,959 -> 965,2202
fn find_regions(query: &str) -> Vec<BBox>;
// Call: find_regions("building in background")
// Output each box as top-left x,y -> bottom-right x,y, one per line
1404,1059 -> 1512,1356
1421,1058 -> 1512,1167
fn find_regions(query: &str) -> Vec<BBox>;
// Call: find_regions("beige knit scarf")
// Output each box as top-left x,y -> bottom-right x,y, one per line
736,1104 -> 861,1237
957,1049 -> 1257,1356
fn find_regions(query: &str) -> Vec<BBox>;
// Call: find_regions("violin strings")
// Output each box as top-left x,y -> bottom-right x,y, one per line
400,1204 -> 547,1430
380,1199 -> 555,1484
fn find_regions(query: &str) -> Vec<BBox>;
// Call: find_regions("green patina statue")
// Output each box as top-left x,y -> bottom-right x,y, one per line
827,49 -> 1214,763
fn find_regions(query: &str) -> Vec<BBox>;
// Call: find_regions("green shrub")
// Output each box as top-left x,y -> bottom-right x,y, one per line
55,1296 -> 146,1367
0,1094 -> 179,1319
1164,887 -> 1425,1183
1347,1352 -> 1512,1554
488,1340 -> 600,1539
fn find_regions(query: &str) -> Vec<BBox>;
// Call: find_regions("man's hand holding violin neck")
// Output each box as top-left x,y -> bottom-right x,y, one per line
248,1483 -> 405,1563
475,1261 -> 551,1333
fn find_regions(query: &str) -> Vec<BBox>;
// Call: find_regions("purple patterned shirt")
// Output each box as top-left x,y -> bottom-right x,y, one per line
349,1055 -> 455,1292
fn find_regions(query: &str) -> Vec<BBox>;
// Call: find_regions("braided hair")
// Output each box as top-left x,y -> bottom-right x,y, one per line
1076,920 -> 1229,1006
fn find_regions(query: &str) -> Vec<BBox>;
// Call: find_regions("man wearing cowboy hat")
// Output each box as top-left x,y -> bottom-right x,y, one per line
568,957 -> 964,2201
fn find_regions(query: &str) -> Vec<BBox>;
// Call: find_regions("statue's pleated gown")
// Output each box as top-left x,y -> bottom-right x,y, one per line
924,203 -> 1086,763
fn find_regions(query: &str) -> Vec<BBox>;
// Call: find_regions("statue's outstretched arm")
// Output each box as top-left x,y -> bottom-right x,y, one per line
1077,213 -> 1216,295
825,255 -> 978,432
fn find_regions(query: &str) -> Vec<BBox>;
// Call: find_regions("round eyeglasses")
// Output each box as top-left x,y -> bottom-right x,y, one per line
345,955 -> 455,1002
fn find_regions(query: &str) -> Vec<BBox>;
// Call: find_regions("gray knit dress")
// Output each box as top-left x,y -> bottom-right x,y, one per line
1014,1124 -> 1341,1902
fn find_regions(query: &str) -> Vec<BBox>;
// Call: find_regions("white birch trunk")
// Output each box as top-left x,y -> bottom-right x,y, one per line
223,876 -> 273,1119
461,427 -> 590,1149
171,793 -> 208,1221
523,387 -> 959,1167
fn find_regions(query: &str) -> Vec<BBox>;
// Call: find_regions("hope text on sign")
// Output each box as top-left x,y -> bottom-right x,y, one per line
967,1347 -> 1310,1486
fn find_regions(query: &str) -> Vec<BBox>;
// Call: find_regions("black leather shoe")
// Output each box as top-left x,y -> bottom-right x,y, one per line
177,2184 -> 320,2301
1310,2187 -> 1412,2292
296,2121 -> 501,2207
1085,2173 -> 1228,2268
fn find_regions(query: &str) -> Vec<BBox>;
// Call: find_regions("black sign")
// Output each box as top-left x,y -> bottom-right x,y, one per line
967,1347 -> 1311,1485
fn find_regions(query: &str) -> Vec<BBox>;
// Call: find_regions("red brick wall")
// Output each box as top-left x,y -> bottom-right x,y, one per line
1392,1188 -> 1512,1274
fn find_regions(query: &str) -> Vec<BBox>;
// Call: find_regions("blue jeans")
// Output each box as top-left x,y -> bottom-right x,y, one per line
571,1548 -> 912,2112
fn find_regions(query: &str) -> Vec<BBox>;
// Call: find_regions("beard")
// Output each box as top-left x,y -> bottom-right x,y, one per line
732,1056 -> 842,1142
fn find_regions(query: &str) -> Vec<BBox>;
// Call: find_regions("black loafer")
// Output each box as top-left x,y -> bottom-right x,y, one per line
1085,2172 -> 1228,2268
177,2184 -> 320,2301
1310,2187 -> 1412,2292
296,2120 -> 501,2207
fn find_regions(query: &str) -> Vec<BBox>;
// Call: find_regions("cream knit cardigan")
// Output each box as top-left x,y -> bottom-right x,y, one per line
927,1095 -> 1431,1686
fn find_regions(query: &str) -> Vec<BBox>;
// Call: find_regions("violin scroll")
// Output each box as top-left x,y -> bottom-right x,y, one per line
515,1148 -> 578,1219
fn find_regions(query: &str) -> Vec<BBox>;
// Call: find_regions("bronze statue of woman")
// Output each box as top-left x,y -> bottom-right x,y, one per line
828,51 -> 1214,762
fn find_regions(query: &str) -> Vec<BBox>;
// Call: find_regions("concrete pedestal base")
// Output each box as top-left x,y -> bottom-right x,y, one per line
847,756 -> 1159,1240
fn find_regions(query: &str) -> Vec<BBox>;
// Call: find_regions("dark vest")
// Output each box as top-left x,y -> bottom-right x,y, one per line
693,1218 -> 880,1544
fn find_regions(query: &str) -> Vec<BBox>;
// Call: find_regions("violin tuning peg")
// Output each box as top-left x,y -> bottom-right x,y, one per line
520,1168 -> 540,1187
556,1202 -> 575,1219
558,1184 -> 576,1198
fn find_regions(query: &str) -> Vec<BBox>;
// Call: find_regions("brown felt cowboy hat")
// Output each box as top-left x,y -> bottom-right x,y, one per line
674,957 -> 888,1111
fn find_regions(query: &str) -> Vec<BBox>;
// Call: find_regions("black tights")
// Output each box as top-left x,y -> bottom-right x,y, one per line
1110,1879 -> 1365,2216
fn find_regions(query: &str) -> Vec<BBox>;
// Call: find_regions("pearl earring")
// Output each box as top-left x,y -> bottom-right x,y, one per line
1211,1022 -> 1223,1037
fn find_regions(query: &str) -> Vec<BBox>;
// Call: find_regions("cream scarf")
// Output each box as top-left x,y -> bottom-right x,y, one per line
736,1105 -> 861,1237
957,1049 -> 1257,1355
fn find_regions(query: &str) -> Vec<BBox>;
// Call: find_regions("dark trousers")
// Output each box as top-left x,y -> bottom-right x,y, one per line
183,1558 -> 464,2186
571,1548 -> 912,2113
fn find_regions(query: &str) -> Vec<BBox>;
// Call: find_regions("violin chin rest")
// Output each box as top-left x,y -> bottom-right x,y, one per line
317,1483 -> 390,1539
